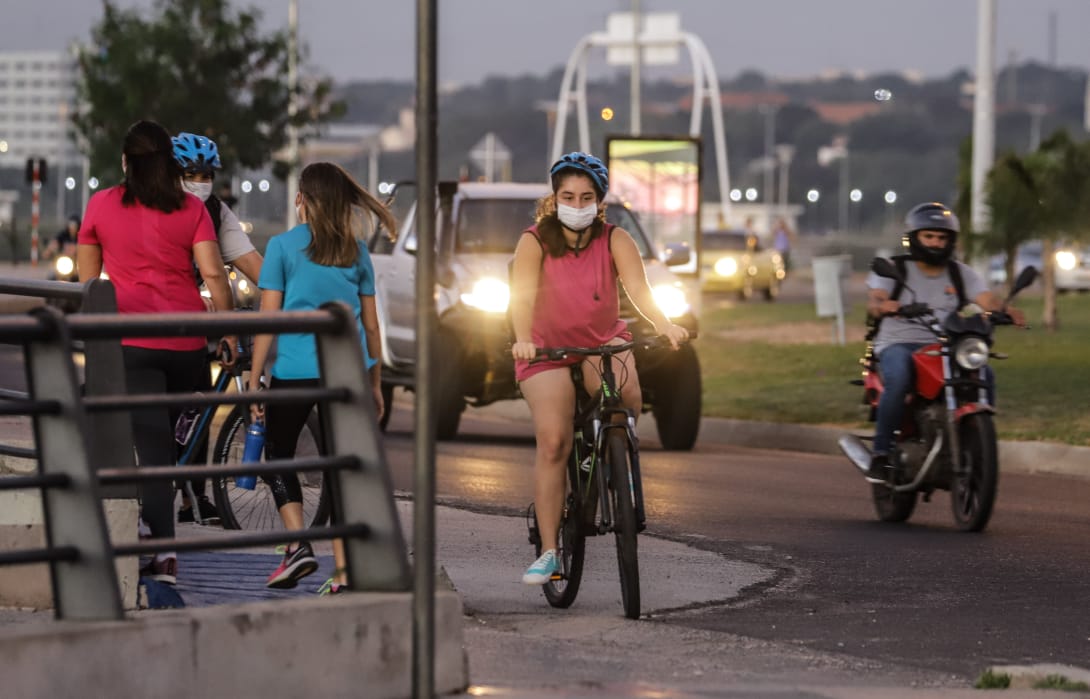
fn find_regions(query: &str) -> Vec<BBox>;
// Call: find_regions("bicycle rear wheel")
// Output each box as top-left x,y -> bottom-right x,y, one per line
606,430 -> 640,619
210,405 -> 331,530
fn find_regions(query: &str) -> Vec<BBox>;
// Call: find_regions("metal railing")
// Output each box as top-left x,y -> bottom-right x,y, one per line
0,289 -> 411,621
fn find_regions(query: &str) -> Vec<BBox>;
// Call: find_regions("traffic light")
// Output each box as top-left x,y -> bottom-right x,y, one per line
24,158 -> 48,185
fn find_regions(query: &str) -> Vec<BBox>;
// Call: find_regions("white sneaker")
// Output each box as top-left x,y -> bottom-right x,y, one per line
521,549 -> 558,585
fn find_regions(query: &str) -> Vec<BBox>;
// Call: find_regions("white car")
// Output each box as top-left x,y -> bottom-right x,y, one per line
989,241 -> 1090,292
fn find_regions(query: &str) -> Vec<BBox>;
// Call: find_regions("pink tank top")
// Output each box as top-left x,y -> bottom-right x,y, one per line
515,224 -> 630,382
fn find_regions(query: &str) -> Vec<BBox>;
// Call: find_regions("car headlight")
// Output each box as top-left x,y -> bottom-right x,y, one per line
55,255 -> 75,277
713,257 -> 738,277
652,283 -> 690,319
1055,250 -> 1077,271
460,277 -> 510,313
954,336 -> 990,370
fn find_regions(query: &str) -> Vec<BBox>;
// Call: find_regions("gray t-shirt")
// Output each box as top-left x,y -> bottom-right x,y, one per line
216,202 -> 256,263
868,260 -> 987,356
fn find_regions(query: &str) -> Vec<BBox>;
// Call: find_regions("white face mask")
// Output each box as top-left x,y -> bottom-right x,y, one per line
182,180 -> 213,201
557,202 -> 598,231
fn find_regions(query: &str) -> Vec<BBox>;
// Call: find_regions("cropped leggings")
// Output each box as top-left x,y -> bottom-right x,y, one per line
263,377 -> 323,509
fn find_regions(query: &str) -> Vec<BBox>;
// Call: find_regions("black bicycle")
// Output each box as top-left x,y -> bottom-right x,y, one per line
527,338 -> 657,620
174,346 -> 331,530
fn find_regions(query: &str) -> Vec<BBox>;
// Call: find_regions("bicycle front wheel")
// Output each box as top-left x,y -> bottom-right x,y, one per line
210,405 -> 331,531
606,430 -> 640,619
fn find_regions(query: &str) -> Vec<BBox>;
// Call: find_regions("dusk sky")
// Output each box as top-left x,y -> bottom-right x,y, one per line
3,1 -> 1090,86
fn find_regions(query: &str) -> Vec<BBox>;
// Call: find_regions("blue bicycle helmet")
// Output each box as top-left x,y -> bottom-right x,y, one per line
550,151 -> 609,199
172,132 -> 222,174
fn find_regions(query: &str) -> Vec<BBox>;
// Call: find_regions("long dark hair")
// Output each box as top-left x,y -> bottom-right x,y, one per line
533,170 -> 606,258
121,120 -> 185,212
298,162 -> 398,267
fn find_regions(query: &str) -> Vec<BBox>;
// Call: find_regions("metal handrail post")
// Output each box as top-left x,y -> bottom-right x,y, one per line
314,303 -> 410,591
26,308 -> 122,620
80,278 -> 136,498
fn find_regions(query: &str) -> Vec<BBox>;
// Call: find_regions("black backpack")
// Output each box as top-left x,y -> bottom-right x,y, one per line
865,254 -> 968,341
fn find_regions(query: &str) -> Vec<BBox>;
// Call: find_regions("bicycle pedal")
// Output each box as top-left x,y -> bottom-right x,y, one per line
549,573 -> 563,581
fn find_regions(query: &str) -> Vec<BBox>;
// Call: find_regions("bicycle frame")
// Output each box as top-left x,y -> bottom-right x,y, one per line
564,342 -> 646,534
176,356 -> 248,467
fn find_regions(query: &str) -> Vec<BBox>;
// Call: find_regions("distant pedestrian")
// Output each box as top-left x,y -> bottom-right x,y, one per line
248,161 -> 395,592
772,217 -> 795,272
77,119 -> 236,586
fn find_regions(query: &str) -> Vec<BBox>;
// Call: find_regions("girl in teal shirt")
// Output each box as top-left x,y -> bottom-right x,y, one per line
250,162 -> 396,591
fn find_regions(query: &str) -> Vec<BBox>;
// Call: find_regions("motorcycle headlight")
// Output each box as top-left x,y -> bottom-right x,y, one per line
954,336 -> 990,370
713,257 -> 738,277
652,282 -> 690,319
55,255 -> 75,277
460,277 -> 510,313
1055,250 -> 1077,271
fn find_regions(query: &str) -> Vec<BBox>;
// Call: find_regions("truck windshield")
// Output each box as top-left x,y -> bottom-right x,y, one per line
455,198 -> 653,258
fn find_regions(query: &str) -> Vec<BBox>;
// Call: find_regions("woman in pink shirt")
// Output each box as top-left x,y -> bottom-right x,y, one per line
509,152 -> 689,585
78,120 -> 235,585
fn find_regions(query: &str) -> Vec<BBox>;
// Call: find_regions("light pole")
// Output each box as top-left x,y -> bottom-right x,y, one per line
759,105 -> 777,215
629,0 -> 641,135
775,144 -> 795,211
285,0 -> 300,231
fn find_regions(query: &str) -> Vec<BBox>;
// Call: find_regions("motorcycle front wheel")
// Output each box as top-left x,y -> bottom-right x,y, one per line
951,413 -> 998,532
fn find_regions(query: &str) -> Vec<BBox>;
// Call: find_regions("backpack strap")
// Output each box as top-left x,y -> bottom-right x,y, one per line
204,194 -> 223,236
947,259 -> 968,310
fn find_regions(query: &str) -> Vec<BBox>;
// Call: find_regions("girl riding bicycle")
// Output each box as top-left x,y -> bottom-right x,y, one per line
509,151 -> 689,584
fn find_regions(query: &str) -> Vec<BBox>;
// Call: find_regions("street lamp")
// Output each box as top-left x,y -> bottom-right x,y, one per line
729,188 -> 742,202
849,188 -> 862,202
745,187 -> 758,202
806,188 -> 820,203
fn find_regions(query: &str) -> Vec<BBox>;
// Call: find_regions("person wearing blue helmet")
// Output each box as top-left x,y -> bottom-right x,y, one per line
171,131 -> 265,525
172,132 -> 263,284
509,151 -> 689,585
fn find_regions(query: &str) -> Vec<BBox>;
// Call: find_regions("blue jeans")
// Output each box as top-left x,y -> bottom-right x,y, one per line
873,343 -> 996,455
873,343 -> 926,455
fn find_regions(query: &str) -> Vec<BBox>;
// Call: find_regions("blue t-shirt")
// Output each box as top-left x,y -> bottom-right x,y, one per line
259,223 -> 377,379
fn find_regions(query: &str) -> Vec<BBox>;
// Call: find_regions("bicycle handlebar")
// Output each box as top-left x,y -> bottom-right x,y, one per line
530,335 -> 677,363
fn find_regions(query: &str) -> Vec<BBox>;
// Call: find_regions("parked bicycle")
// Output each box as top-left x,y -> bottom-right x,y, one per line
526,338 -> 669,620
173,343 -> 330,530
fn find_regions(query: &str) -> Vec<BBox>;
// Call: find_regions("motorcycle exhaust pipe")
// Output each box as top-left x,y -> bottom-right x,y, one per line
838,434 -> 873,474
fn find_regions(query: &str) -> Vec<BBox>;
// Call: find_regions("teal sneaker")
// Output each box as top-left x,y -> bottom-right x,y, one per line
521,549 -> 558,585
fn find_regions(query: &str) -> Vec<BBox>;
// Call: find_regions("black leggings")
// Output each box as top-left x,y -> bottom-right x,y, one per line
122,345 -> 207,539
263,377 -> 322,510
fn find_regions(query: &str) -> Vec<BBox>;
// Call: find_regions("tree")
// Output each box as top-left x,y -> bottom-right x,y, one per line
73,0 -> 343,182
985,152 -> 1041,292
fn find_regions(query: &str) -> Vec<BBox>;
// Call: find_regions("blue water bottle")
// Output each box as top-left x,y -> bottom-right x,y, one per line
236,421 -> 264,490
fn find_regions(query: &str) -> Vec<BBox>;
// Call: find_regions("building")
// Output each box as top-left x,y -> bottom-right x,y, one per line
0,50 -> 79,168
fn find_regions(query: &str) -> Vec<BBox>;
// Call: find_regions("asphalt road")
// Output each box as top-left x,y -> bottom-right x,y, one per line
380,406 -> 1090,683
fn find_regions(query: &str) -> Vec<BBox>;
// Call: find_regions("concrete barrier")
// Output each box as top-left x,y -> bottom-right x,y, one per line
0,589 -> 467,698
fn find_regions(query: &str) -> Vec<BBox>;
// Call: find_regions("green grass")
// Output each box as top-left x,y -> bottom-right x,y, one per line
1033,675 -> 1090,691
974,669 -> 1011,689
696,293 -> 1090,446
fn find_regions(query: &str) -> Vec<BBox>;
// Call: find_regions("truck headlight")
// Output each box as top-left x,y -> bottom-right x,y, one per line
55,255 -> 75,277
1056,250 -> 1077,271
460,277 -> 510,313
652,283 -> 690,319
954,337 -> 989,370
714,257 -> 738,277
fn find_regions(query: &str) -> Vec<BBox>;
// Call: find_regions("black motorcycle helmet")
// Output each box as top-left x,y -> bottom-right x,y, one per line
903,201 -> 959,265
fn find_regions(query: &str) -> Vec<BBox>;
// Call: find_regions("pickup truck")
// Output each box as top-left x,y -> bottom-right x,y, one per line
369,181 -> 702,450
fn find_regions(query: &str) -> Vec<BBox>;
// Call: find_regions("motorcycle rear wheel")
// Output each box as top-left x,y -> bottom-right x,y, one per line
871,482 -> 917,523
951,413 -> 998,532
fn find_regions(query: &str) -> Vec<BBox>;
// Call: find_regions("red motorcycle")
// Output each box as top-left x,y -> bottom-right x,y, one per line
838,258 -> 1036,532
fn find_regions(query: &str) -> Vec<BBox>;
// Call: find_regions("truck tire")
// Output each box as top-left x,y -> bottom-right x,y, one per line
650,343 -> 702,451
436,333 -> 466,440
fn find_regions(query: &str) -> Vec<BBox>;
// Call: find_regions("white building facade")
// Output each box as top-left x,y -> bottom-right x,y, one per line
0,50 -> 79,168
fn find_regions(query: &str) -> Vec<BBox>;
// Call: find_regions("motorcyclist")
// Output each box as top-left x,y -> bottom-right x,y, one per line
43,214 -> 80,262
863,201 -> 1024,478
171,131 -> 265,524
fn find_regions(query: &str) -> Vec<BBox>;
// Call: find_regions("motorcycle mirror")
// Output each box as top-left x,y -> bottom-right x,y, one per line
870,257 -> 903,282
1009,266 -> 1038,297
